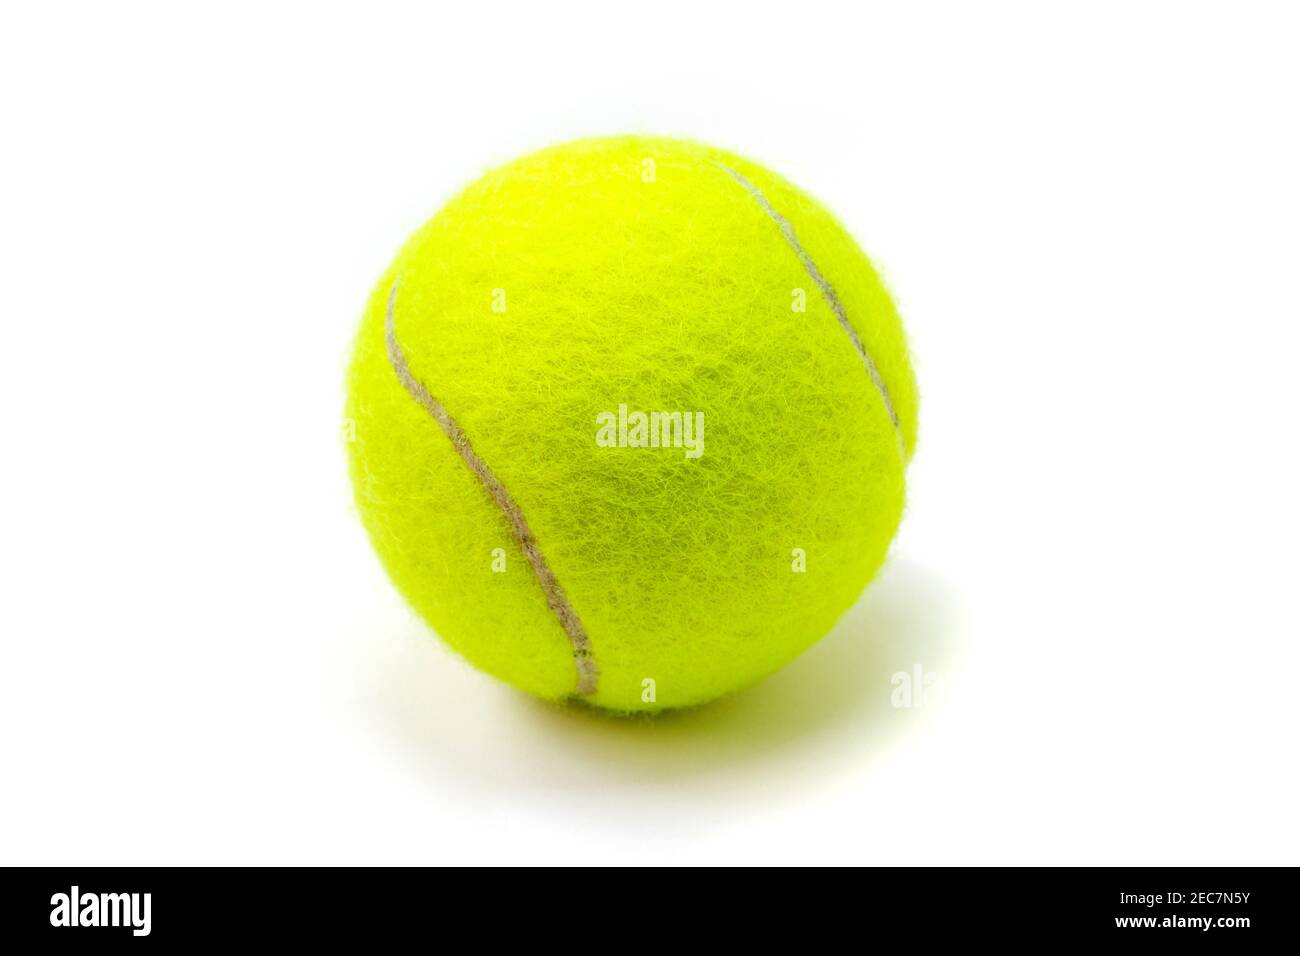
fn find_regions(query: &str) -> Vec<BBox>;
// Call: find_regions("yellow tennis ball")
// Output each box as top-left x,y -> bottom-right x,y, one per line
346,135 -> 917,713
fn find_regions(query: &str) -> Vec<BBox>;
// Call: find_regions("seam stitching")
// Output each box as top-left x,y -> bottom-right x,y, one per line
384,278 -> 599,696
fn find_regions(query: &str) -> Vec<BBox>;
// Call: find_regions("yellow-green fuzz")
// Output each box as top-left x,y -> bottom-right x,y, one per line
346,136 -> 917,713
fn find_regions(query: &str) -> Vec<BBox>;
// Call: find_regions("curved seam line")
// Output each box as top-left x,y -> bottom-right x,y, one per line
384,278 -> 599,696
715,162 -> 904,447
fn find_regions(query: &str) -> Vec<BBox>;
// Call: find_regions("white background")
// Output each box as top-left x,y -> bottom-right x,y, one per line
1,1 -> 1297,866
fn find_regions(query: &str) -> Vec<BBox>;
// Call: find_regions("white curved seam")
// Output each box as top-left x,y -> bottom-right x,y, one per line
384,278 -> 599,696
716,163 -> 903,439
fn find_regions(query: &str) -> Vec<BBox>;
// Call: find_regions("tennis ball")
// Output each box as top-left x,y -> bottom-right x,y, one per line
346,135 -> 917,713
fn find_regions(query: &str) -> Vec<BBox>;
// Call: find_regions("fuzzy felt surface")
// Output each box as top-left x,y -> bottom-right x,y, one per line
346,135 -> 917,713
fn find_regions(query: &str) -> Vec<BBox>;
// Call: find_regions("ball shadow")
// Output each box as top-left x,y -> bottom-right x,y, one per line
367,556 -> 960,802
520,556 -> 959,779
